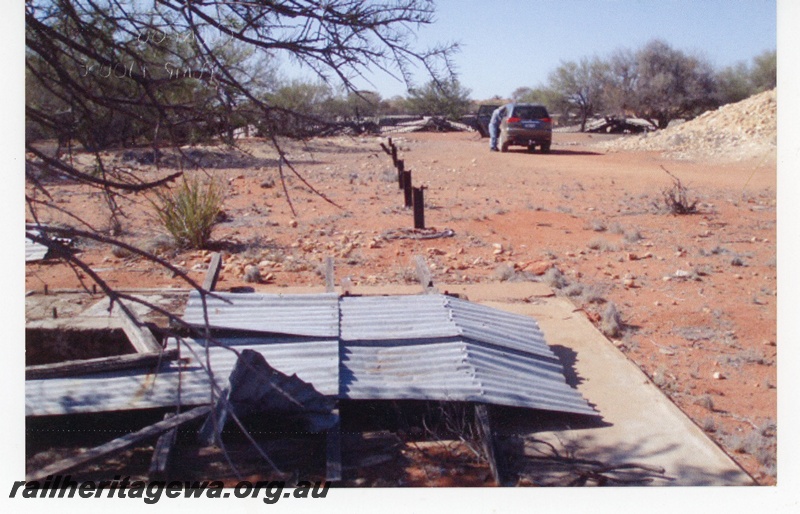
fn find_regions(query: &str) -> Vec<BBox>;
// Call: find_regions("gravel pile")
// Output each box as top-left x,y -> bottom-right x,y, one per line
600,89 -> 776,162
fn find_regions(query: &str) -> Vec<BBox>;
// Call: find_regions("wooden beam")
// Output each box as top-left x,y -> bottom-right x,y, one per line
26,406 -> 211,482
326,409 -> 342,482
324,256 -> 335,293
474,404 -> 511,486
197,388 -> 231,446
25,349 -> 179,380
148,413 -> 178,480
202,252 -> 222,292
113,300 -> 162,353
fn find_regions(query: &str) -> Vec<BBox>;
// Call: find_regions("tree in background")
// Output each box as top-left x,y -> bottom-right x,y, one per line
518,40 -> 774,131
25,0 -> 458,302
511,86 -> 561,107
750,50 -> 777,92
381,95 -> 412,115
715,61 -> 756,105
26,0 -> 457,221
627,40 -> 717,129
716,50 -> 777,105
406,79 -> 472,119
264,80 -> 338,137
599,48 -> 638,117
546,57 -> 609,131
343,90 -> 384,121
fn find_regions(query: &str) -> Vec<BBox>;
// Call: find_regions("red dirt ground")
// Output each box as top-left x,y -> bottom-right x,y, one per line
25,130 -> 777,484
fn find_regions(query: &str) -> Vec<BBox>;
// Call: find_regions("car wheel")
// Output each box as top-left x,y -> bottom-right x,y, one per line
540,142 -> 551,153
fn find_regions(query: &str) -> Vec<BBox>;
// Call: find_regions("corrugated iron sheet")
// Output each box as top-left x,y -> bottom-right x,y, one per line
340,295 -> 554,357
26,293 -> 594,417
26,228 -> 49,262
25,336 -> 339,416
339,295 -> 594,415
341,340 -> 592,413
183,290 -> 340,337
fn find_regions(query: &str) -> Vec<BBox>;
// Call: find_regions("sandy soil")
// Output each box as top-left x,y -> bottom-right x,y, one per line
25,130 -> 777,484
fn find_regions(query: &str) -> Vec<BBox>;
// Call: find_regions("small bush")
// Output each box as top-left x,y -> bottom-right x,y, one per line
542,267 -> 567,289
624,229 -> 643,243
655,166 -> 698,215
243,265 -> 262,283
759,419 -> 777,438
588,237 -> 617,252
601,302 -> 622,338
694,395 -> 715,412
608,222 -> 625,235
589,219 -> 606,232
492,263 -> 516,282
111,244 -> 133,259
152,176 -> 225,249
701,417 -> 717,433
563,283 -> 584,297
580,285 -> 606,304
142,234 -> 175,256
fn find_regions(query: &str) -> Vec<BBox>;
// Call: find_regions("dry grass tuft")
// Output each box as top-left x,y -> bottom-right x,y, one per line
151,176 -> 225,249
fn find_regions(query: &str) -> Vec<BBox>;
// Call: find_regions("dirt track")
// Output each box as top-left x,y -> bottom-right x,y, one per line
25,129 -> 777,483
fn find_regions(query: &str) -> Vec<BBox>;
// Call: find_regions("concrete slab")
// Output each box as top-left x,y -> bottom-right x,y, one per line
25,291 -> 186,330
431,283 -> 751,485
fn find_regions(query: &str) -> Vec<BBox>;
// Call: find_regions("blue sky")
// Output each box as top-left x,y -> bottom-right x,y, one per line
352,0 -> 778,100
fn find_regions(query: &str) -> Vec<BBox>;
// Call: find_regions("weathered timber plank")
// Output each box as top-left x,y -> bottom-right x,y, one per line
148,413 -> 177,480
324,257 -> 335,293
475,403 -> 511,486
202,253 -> 222,292
25,349 -> 179,380
326,409 -> 342,482
113,300 -> 162,353
26,406 -> 211,482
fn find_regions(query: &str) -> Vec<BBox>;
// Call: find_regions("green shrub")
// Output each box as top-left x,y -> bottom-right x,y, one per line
152,176 -> 225,249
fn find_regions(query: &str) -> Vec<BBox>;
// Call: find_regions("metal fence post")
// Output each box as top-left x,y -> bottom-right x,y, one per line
413,186 -> 425,229
397,159 -> 404,189
403,170 -> 413,208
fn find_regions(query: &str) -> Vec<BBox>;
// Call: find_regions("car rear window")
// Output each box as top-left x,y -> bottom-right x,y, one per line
512,106 -> 549,119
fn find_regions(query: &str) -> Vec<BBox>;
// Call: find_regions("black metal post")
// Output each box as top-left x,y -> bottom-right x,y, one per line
391,143 -> 397,166
397,159 -> 405,189
413,186 -> 425,229
403,170 -> 413,208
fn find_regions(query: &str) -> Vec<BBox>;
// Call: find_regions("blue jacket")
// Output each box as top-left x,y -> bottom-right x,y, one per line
489,106 -> 506,131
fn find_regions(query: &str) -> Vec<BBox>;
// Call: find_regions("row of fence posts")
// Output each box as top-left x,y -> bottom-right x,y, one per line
380,137 -> 425,229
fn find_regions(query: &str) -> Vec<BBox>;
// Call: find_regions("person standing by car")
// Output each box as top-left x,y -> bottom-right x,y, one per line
489,105 -> 506,151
